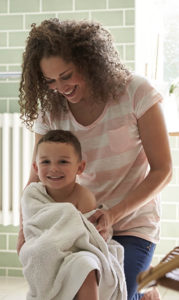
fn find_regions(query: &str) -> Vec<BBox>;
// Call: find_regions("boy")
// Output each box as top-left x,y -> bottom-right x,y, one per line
22,130 -> 99,300
20,130 -> 126,300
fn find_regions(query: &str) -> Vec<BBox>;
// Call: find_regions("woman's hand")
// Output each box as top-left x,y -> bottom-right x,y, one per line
88,208 -> 114,241
16,228 -> 25,255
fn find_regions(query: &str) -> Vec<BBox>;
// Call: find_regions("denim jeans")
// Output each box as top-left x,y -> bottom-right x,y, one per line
113,235 -> 156,300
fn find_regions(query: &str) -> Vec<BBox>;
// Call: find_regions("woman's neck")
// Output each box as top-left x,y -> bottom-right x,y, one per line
68,99 -> 107,126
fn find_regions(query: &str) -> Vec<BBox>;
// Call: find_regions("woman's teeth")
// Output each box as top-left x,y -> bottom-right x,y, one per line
64,86 -> 77,97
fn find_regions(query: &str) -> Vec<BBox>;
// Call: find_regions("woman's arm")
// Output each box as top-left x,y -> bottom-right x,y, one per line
17,133 -> 43,254
25,133 -> 44,185
89,102 -> 172,240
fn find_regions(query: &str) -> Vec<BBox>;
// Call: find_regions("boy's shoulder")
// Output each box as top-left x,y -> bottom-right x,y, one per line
75,183 -> 96,213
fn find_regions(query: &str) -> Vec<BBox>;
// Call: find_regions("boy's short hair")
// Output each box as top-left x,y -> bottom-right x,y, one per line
36,130 -> 82,160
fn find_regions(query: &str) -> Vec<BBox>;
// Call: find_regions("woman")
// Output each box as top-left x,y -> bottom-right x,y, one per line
18,19 -> 172,299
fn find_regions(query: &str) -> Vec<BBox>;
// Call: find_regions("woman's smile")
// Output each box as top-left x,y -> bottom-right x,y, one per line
40,56 -> 88,104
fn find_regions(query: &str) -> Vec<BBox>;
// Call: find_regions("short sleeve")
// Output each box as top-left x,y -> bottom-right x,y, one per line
132,76 -> 163,119
34,110 -> 51,135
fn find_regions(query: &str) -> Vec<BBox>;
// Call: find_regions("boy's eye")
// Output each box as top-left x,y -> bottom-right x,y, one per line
61,73 -> 72,80
41,160 -> 50,164
60,160 -> 69,164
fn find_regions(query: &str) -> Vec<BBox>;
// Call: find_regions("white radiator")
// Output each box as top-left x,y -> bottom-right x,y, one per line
0,113 -> 34,225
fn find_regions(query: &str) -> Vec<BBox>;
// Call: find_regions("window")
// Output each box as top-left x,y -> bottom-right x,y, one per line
135,0 -> 179,133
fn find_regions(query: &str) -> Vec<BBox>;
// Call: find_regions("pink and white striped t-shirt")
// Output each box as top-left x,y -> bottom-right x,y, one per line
35,74 -> 163,243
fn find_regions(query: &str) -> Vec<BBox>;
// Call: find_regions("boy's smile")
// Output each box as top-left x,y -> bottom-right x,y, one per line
33,141 -> 85,198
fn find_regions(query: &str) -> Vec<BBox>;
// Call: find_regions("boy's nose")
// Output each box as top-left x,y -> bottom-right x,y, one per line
50,164 -> 59,172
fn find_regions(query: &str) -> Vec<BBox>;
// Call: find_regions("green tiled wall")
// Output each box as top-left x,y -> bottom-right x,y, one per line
152,136 -> 179,266
0,0 -> 135,113
0,225 -> 23,276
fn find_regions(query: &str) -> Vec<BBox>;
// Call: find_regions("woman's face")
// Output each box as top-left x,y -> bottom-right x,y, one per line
40,56 -> 89,104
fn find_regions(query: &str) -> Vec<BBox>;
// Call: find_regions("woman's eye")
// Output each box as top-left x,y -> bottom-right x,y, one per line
61,73 -> 72,81
45,79 -> 55,84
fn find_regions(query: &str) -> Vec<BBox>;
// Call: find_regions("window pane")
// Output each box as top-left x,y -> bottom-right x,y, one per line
163,0 -> 179,82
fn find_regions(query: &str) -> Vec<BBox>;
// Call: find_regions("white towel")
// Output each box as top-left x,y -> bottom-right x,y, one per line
19,182 -> 127,300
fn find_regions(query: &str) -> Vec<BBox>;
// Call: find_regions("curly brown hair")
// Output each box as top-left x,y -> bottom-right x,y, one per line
19,18 -> 130,128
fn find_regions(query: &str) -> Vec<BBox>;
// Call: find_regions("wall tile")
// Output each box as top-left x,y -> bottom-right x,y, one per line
0,15 -> 23,30
9,100 -> 20,113
154,239 -> 176,255
0,100 -> 7,113
75,0 -> 106,10
171,150 -> 179,165
109,0 -> 134,9
42,0 -> 73,11
25,13 -> 56,29
169,136 -> 177,148
0,225 -> 19,233
176,136 -> 179,148
161,186 -> 179,202
161,203 -> 177,220
109,27 -> 134,43
116,45 -> 124,60
10,0 -> 40,13
9,31 -> 29,47
0,66 -> 7,72
8,269 -> 23,277
57,12 -> 89,21
0,0 -> 7,13
169,167 -> 177,184
0,234 -> 6,249
125,45 -> 134,60
161,221 -> 179,238
8,235 -> 18,250
125,10 -> 135,26
8,65 -> 21,72
91,11 -> 123,26
0,32 -> 7,47
0,269 -> 6,276
177,168 -> 179,184
0,252 -> 21,268
0,49 -> 23,64
0,82 -> 19,97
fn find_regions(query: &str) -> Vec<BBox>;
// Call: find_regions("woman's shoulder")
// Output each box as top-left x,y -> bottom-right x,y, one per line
127,73 -> 152,88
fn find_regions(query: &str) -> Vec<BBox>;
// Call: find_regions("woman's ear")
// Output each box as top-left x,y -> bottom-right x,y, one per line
77,160 -> 86,175
33,161 -> 38,175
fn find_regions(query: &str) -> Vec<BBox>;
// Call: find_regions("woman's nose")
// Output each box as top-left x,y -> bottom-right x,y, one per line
53,80 -> 66,94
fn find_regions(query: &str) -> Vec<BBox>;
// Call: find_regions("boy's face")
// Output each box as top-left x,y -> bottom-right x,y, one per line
34,141 -> 85,192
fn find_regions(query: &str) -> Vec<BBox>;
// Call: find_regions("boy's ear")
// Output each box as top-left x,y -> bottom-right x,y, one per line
33,161 -> 38,174
77,160 -> 86,175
